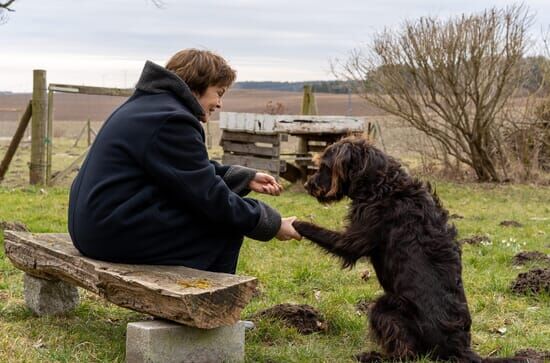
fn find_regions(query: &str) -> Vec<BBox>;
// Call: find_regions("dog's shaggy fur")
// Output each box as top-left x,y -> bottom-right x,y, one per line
293,137 -> 524,363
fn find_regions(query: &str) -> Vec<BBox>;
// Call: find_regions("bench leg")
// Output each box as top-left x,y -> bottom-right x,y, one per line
126,320 -> 245,363
23,273 -> 79,315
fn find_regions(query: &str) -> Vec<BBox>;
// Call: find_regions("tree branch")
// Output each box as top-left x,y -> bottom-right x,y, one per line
0,0 -> 15,11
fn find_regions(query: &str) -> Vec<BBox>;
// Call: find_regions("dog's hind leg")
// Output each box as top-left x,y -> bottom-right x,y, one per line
355,351 -> 386,362
368,295 -> 418,362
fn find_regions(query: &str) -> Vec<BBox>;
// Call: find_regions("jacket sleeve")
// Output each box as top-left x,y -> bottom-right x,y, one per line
143,114 -> 281,241
210,160 -> 256,196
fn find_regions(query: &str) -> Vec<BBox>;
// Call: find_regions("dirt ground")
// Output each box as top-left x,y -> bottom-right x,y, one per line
253,303 -> 328,334
499,220 -> 524,227
0,90 -> 419,154
0,89 -> 385,123
0,96 -> 428,187
512,251 -> 550,265
458,235 -> 491,245
511,268 -> 550,294
513,348 -> 550,363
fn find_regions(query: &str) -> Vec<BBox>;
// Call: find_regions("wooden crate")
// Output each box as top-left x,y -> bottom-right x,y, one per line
221,131 -> 285,175
219,113 -> 365,182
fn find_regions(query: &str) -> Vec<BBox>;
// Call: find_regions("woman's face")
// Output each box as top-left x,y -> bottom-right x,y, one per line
195,85 -> 227,122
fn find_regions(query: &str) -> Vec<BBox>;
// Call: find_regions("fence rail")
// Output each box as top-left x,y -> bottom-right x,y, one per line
48,84 -> 133,97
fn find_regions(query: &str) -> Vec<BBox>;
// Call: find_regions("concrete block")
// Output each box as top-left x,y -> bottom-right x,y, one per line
23,273 -> 79,315
126,320 -> 245,363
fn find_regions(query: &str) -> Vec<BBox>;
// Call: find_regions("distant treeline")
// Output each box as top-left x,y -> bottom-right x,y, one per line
233,80 -> 352,94
234,56 -> 550,95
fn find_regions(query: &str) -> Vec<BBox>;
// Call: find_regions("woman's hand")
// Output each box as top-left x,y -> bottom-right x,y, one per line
249,172 -> 283,196
275,216 -> 302,241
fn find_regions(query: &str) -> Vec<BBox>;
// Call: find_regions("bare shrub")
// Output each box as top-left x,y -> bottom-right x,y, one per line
264,101 -> 286,115
337,5 -> 534,182
496,96 -> 550,182
0,0 -> 15,24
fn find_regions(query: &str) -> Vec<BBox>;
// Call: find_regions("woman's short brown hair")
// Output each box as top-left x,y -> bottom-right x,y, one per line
165,49 -> 236,96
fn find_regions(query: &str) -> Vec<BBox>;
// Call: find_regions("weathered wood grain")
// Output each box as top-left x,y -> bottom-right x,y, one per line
3,231 -> 258,329
222,154 -> 286,173
221,130 -> 281,145
221,140 -> 280,157
48,84 -> 133,97
219,112 -> 365,135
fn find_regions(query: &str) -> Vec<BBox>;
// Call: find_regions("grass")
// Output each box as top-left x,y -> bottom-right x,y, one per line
0,133 -> 549,362
0,181 -> 549,362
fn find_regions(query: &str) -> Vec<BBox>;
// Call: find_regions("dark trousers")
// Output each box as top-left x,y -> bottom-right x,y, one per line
207,239 -> 243,274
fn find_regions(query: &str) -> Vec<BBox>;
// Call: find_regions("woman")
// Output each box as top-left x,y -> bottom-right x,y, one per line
68,49 -> 301,274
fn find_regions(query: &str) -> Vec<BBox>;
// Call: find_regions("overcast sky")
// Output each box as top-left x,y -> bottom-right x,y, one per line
1,0 -> 549,92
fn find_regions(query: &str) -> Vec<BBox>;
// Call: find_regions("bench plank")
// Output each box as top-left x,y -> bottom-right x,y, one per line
4,231 -> 258,329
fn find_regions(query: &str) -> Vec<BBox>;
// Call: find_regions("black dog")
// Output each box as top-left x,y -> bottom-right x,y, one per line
293,136 -> 525,363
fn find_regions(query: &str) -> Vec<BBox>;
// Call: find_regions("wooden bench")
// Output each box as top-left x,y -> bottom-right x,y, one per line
4,230 -> 258,362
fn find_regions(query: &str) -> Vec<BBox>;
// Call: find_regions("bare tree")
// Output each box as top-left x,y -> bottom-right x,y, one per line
1,0 -> 164,24
339,5 -> 533,181
149,0 -> 165,8
0,0 -> 16,24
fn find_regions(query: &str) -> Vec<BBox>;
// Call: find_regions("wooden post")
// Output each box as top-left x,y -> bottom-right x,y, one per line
301,85 -> 318,116
206,120 -> 212,149
73,123 -> 86,147
87,119 -> 91,146
46,89 -> 54,184
30,70 -> 48,185
299,85 -> 316,155
0,101 -> 32,183
297,85 -> 319,182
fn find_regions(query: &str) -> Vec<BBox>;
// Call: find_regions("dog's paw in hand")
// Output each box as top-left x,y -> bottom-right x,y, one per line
292,220 -> 312,235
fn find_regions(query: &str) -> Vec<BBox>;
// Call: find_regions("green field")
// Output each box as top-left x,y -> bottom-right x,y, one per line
0,180 -> 549,362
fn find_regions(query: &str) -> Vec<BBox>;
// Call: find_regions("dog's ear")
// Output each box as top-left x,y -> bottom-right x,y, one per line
326,142 -> 354,197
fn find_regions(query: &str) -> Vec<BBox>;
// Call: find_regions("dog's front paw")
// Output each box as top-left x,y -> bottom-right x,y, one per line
292,220 -> 315,235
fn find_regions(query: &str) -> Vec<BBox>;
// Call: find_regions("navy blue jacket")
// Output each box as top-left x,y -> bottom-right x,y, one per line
68,61 -> 281,269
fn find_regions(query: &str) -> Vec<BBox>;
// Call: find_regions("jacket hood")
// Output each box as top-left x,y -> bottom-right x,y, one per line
135,60 -> 206,122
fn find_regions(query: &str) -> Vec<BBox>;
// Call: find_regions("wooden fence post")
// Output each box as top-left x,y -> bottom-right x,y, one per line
30,70 -> 48,185
296,85 -> 319,181
46,88 -> 54,184
301,85 -> 318,116
0,101 -> 32,182
87,119 -> 91,146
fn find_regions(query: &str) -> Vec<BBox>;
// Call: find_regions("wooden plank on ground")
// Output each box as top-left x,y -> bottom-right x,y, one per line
4,231 -> 258,329
221,141 -> 280,157
222,154 -> 286,173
